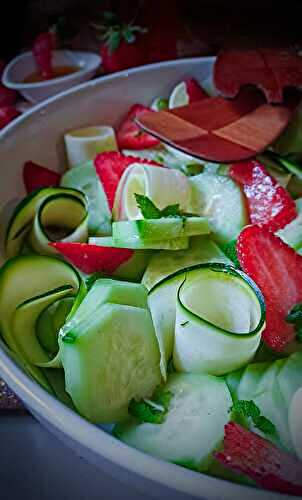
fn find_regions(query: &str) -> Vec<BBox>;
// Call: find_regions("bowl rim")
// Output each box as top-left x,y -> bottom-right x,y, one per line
0,57 -> 293,500
2,50 -> 101,90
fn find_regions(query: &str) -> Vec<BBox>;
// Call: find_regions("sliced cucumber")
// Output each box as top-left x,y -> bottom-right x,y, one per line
148,263 -> 264,380
174,265 -> 265,375
37,297 -> 73,355
61,160 -> 111,236
237,362 -> 270,401
115,373 -> 232,472
190,172 -> 248,244
0,255 -> 82,387
289,387 -> 302,460
89,235 -> 189,251
112,217 -> 209,245
143,236 -> 230,291
5,187 -> 87,258
112,163 -> 192,220
29,192 -> 88,256
60,281 -> 160,422
253,359 -> 292,451
64,125 -> 118,168
225,368 -> 244,402
112,250 -> 152,282
277,214 -> 302,255
277,351 -> 302,408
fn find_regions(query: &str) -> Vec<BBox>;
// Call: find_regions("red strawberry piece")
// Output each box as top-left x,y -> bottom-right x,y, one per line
50,242 -> 133,275
94,151 -> 160,210
230,159 -> 297,232
237,225 -> 302,351
0,106 -> 19,129
23,161 -> 61,193
0,85 -> 17,107
100,39 -> 147,74
215,422 -> 302,496
32,32 -> 56,80
117,104 -> 160,150
214,49 -> 302,104
185,78 -> 208,102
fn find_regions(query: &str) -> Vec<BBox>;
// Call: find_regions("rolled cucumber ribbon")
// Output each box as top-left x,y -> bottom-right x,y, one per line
174,264 -> 265,375
29,192 -> 88,256
112,163 -> 192,220
64,126 -> 118,168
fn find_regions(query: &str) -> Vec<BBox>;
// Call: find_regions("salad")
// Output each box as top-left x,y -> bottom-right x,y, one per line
1,50 -> 302,496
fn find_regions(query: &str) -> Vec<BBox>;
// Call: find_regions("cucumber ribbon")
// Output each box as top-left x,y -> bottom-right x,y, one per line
5,187 -> 89,258
148,263 -> 266,380
112,163 -> 192,221
0,256 -> 85,388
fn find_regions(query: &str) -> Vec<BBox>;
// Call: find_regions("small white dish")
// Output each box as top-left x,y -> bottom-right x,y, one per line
2,50 -> 101,103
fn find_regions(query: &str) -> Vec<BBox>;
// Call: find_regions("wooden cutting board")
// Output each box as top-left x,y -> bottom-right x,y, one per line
136,88 -> 298,163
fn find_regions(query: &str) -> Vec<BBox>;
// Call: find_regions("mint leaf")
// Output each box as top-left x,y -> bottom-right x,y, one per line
135,194 -> 182,219
220,239 -> 240,268
231,400 -> 260,419
160,204 -> 181,217
129,391 -> 173,424
134,193 -> 162,219
253,415 -> 277,436
230,399 -> 277,437
296,327 -> 302,343
157,98 -> 169,111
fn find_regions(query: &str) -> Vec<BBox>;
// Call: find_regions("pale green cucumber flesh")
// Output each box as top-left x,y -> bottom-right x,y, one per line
277,352 -> 302,408
113,250 -> 152,282
37,297 -> 74,355
61,161 -> 111,235
0,255 -> 82,384
112,217 -> 209,243
89,235 -> 189,251
142,236 -> 231,291
61,302 -> 161,423
115,373 -> 232,472
29,193 -> 88,256
277,214 -> 302,252
190,172 -> 248,244
174,266 -> 264,375
5,187 -> 86,258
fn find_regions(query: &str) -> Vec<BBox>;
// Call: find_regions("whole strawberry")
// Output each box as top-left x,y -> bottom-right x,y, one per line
93,11 -> 148,73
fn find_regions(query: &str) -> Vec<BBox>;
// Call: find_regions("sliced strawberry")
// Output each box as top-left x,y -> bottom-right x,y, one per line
230,159 -> 296,232
185,78 -> 208,102
0,106 -> 19,129
94,152 -> 160,210
23,161 -> 61,193
237,225 -> 302,351
215,422 -> 302,496
32,32 -> 56,80
117,104 -> 160,150
50,242 -> 133,274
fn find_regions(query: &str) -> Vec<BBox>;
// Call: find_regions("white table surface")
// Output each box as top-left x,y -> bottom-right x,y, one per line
0,414 -> 149,500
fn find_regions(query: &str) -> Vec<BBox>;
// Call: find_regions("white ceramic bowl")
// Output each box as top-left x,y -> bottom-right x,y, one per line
2,50 -> 101,103
0,58 -> 293,500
